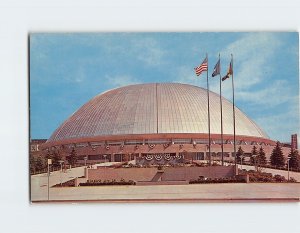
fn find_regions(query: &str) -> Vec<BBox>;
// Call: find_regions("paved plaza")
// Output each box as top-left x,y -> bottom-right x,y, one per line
31,182 -> 299,202
237,164 -> 300,181
30,164 -> 300,202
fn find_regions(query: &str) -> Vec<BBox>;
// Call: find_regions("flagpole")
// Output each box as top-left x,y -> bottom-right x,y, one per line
219,54 -> 224,166
231,54 -> 237,174
206,53 -> 211,166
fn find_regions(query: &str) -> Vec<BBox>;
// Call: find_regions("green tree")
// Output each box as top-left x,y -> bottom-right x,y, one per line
250,145 -> 258,165
270,141 -> 285,168
66,148 -> 77,166
52,150 -> 62,168
46,149 -> 52,159
236,146 -> 244,164
288,148 -> 300,170
30,155 -> 36,174
257,147 -> 267,166
35,156 -> 45,171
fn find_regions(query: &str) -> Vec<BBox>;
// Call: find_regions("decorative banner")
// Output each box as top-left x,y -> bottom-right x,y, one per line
149,144 -> 155,149
164,153 -> 171,161
145,154 -> 153,161
154,154 -> 163,161
175,154 -> 181,160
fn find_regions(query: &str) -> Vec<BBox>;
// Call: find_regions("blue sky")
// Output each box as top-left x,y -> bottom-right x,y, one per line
30,32 -> 299,143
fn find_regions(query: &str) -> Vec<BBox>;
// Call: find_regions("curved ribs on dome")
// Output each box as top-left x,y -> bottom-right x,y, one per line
47,83 -> 268,143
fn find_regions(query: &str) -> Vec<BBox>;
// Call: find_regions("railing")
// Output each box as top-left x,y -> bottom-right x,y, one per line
225,161 -> 300,173
30,162 -> 97,175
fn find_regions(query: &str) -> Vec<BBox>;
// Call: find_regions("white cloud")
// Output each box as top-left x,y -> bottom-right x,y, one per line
206,33 -> 284,103
209,33 -> 296,108
104,74 -> 140,88
132,37 -> 167,66
220,33 -> 282,95
173,33 -> 298,143
174,33 -> 285,100
174,65 -> 200,86
255,103 -> 299,143
222,33 -> 281,60
236,79 -> 296,106
87,35 -> 168,67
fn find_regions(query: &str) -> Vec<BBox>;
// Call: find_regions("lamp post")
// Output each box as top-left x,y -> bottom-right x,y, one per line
58,160 -> 64,186
47,158 -> 52,201
240,154 -> 243,170
103,154 -> 107,168
252,154 -> 257,172
287,156 -> 291,181
206,145 -> 209,165
84,156 -> 88,168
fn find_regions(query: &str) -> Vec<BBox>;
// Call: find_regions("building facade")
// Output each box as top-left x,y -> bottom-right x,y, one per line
30,139 -> 47,157
40,83 -> 292,165
291,134 -> 298,150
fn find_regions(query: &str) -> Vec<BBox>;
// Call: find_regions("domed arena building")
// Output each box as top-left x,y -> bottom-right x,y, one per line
41,83 -> 289,167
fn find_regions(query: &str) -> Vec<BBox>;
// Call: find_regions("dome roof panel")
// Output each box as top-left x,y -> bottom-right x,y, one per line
48,83 -> 268,142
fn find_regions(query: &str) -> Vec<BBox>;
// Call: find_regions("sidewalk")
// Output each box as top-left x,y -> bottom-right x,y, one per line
237,164 -> 300,181
30,162 -> 300,202
31,183 -> 300,202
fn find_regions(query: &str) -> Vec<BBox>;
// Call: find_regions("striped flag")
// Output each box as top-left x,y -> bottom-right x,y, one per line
194,57 -> 208,76
212,58 -> 220,77
222,59 -> 233,81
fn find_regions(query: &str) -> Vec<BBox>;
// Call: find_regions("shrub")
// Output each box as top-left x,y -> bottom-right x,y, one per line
274,174 -> 286,182
289,177 -> 297,183
53,179 -> 75,187
198,176 -> 205,180
79,179 -> 136,186
189,176 -> 245,184
128,180 -> 135,185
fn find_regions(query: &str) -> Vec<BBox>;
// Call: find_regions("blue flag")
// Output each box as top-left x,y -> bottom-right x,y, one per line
212,59 -> 220,77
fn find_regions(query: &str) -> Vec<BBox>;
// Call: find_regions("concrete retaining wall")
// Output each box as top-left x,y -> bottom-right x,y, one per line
162,166 -> 235,181
87,166 -> 235,182
88,167 -> 157,181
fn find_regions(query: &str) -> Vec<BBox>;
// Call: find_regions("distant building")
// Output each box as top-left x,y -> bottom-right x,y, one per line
30,139 -> 47,157
291,134 -> 298,150
38,83 -> 292,165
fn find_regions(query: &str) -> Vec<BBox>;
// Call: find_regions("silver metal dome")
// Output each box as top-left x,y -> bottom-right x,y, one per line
48,83 -> 268,142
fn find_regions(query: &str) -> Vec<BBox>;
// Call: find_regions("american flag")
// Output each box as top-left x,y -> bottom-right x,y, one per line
194,57 -> 208,76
